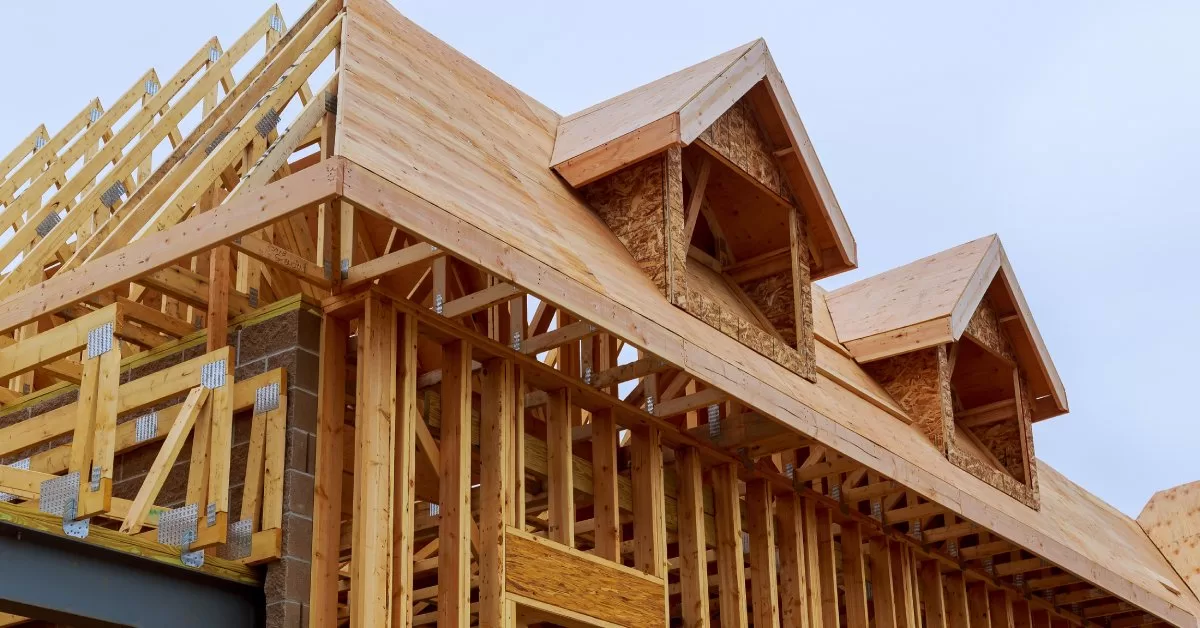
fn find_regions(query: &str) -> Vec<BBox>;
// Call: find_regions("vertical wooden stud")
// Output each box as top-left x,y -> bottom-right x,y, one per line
677,446 -> 710,627
438,338 -> 472,628
815,507 -> 839,627
869,537 -> 897,628
546,387 -> 574,546
944,572 -> 971,628
479,356 -> 514,627
778,494 -> 811,628
310,314 -> 346,627
802,498 -> 824,628
1012,600 -> 1033,628
746,479 -> 779,627
391,312 -> 419,627
351,294 -> 397,628
591,408 -> 620,562
509,366 -> 525,527
918,560 -> 947,628
840,521 -> 869,628
891,541 -> 917,628
989,590 -> 1015,628
207,245 -> 231,351
967,582 -> 992,628
631,424 -> 667,579
712,463 -> 748,628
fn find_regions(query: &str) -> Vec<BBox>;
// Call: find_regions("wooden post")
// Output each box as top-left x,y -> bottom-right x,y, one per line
778,493 -> 811,628
591,408 -> 620,562
391,312 -> 419,628
840,522 -> 869,628
746,479 -> 779,627
712,463 -> 747,628
967,582 -> 992,627
815,507 -> 839,627
676,446 -> 710,627
918,560 -> 947,628
869,537 -> 897,628
439,338 -> 472,628
206,245 -> 231,350
352,294 -> 397,628
509,366 -> 525,527
890,541 -> 918,628
631,424 -> 667,579
1029,609 -> 1051,628
944,572 -> 971,628
309,313 -> 346,627
802,498 -> 824,628
546,387 -> 574,546
989,590 -> 1015,628
479,357 -> 514,627
1012,600 -> 1033,628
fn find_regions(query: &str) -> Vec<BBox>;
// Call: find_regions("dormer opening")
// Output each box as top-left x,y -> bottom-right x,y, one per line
949,334 -> 1030,486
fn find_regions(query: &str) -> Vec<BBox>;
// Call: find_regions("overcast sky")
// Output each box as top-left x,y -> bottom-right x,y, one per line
2,1 -> 1196,516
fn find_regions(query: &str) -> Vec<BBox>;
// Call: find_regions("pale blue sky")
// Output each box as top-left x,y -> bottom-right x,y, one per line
2,1 -> 1196,516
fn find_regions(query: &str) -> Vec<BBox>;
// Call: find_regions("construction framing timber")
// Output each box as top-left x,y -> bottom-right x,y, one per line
0,1 -> 1195,627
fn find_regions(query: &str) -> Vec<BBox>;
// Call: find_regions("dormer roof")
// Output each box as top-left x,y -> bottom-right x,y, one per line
550,40 -> 857,278
826,235 -> 1067,419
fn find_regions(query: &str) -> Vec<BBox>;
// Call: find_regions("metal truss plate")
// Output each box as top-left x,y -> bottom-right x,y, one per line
269,13 -> 283,32
39,471 -> 80,517
206,503 -> 217,527
100,180 -> 127,208
433,293 -> 444,315
145,79 -> 160,96
87,322 -> 114,359
510,331 -> 522,351
254,108 -> 281,138
248,287 -> 259,308
89,466 -> 101,492
205,130 -> 228,155
62,500 -> 90,539
254,382 -> 280,415
35,211 -> 61,237
706,405 -> 721,440
200,359 -> 227,389
134,411 -> 159,444
216,519 -> 253,561
181,549 -> 205,568
209,46 -> 221,63
0,458 -> 30,503
644,395 -> 655,415
89,107 -> 103,123
34,134 -> 47,150
158,503 -> 199,547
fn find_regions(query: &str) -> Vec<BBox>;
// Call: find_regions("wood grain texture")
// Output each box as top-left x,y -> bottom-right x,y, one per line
505,527 -> 665,627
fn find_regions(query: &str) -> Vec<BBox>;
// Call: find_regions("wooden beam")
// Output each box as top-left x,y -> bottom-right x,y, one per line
439,338 -> 472,628
309,313 -> 346,627
802,498 -> 825,628
119,387 -> 209,533
891,540 -> 918,628
344,242 -> 443,289
522,320 -> 596,356
654,386 -> 729,418
676,446 -> 710,627
713,463 -> 747,628
479,356 -> 514,627
746,478 -> 780,627
546,387 -> 574,547
990,590 -> 1016,628
351,293 -> 397,628
815,507 -> 839,627
442,283 -> 523,320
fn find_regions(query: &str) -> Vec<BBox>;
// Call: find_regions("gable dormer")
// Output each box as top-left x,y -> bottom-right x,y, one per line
554,41 -> 858,382
826,236 -> 1066,508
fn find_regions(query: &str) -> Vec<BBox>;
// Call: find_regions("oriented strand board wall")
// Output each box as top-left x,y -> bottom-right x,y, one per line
1139,481 -> 1200,598
864,346 -> 952,453
582,149 -> 687,305
963,296 -> 1015,361
697,97 -> 787,199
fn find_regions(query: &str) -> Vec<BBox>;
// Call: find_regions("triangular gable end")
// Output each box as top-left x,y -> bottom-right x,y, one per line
551,40 -> 857,279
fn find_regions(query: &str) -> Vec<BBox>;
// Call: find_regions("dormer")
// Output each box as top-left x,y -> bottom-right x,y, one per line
552,40 -> 858,382
826,236 -> 1067,508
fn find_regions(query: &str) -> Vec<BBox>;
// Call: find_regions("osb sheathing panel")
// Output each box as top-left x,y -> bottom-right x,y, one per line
697,97 -> 788,200
740,271 -> 796,345
864,346 -> 952,453
583,150 -> 686,303
951,366 -> 1039,509
948,447 -> 1038,509
964,295 -> 1015,362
